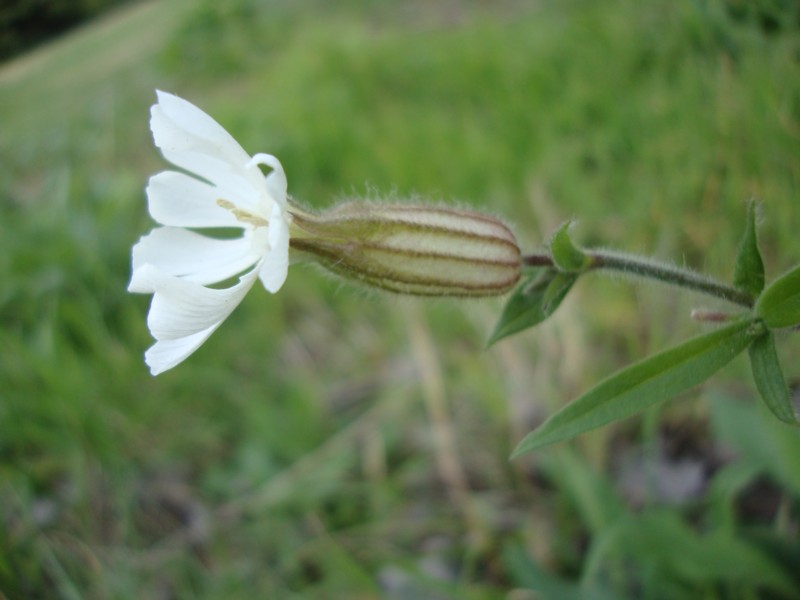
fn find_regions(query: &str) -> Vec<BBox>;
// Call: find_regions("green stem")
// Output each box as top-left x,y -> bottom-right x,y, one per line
521,249 -> 754,308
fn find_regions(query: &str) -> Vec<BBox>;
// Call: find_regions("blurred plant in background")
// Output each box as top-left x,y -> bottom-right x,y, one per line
1,0 -> 799,598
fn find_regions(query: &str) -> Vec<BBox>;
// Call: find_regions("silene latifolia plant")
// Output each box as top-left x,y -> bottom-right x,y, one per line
130,91 -> 800,457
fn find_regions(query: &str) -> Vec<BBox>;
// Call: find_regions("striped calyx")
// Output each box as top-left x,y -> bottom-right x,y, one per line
289,202 -> 521,297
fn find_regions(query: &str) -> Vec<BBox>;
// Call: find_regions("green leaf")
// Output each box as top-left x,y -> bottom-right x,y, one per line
539,448 -> 626,532
711,392 -> 800,497
543,271 -> 578,314
733,201 -> 765,298
748,331 -> 799,425
756,264 -> 800,328
598,512 -> 796,594
502,541 -> 616,600
550,221 -> 590,272
487,269 -> 577,346
512,318 -> 760,457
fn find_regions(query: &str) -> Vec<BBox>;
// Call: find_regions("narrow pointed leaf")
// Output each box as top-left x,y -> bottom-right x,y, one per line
733,202 -> 764,298
748,331 -> 799,425
512,318 -> 759,457
756,265 -> 800,329
550,221 -> 590,272
487,269 -> 577,346
543,271 -> 578,313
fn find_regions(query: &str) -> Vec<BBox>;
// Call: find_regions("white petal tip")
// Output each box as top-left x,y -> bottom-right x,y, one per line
128,263 -> 158,293
246,153 -> 282,171
144,338 -> 199,376
155,89 -> 179,105
146,361 -> 169,377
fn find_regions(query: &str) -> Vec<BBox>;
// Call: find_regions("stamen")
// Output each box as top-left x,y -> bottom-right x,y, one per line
217,199 -> 269,227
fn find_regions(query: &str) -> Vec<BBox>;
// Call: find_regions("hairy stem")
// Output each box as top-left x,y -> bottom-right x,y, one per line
521,249 -> 754,308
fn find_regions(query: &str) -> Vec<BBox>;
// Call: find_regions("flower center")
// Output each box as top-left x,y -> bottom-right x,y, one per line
217,199 -> 269,227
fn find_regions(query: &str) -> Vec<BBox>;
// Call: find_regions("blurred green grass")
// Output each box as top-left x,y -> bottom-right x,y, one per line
1,0 -> 799,597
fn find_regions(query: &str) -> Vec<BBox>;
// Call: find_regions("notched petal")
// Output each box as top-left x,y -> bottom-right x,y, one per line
147,171 -> 240,228
153,91 -> 248,162
145,325 -> 219,376
144,264 -> 260,340
131,227 -> 258,285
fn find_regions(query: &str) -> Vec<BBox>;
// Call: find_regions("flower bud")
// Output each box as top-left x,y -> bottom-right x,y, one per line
288,201 -> 521,296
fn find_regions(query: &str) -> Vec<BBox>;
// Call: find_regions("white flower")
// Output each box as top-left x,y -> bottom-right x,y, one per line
129,91 -> 290,375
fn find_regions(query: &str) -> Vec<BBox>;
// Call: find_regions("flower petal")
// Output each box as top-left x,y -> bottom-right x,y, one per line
131,263 -> 260,342
131,227 -> 258,285
145,325 -> 218,376
150,92 -> 267,212
151,110 -> 260,203
154,90 -> 250,167
248,153 -> 287,207
258,203 -> 290,293
147,171 -> 240,228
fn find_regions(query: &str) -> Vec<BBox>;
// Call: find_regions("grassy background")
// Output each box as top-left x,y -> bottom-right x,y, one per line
1,0 -> 799,597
